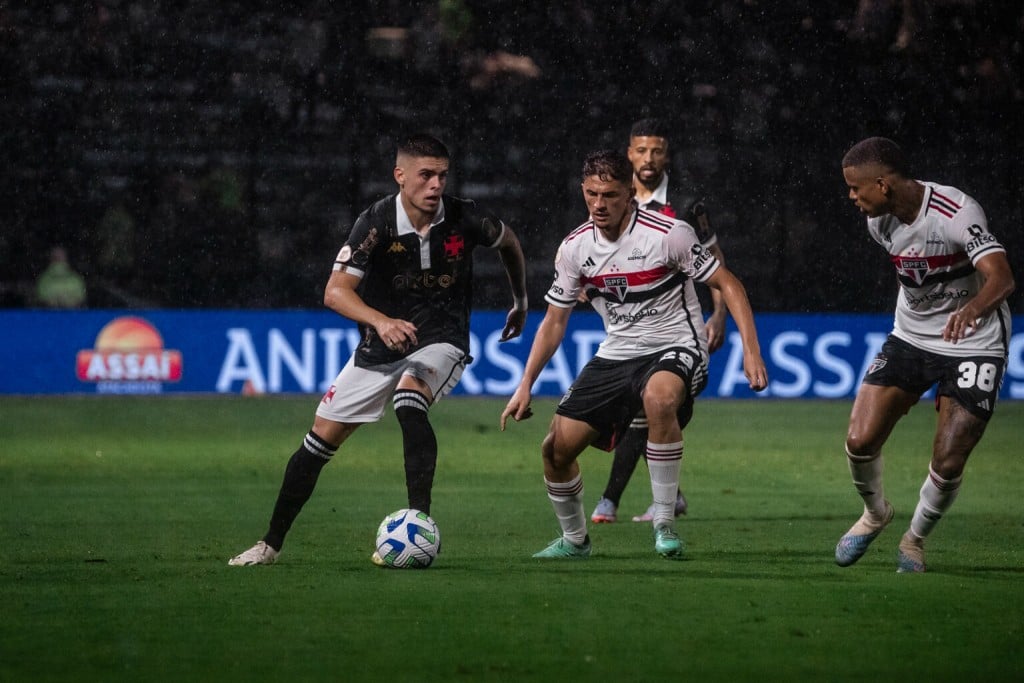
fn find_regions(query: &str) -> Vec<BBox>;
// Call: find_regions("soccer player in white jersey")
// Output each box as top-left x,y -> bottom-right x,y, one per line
835,137 -> 1015,573
592,117 -> 730,525
501,149 -> 768,559
228,133 -> 528,567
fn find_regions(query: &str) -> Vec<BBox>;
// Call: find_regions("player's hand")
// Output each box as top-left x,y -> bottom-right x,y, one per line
376,318 -> 418,352
943,305 -> 979,344
500,306 -> 527,341
500,387 -> 534,430
683,199 -> 712,239
705,309 -> 726,354
743,349 -> 769,392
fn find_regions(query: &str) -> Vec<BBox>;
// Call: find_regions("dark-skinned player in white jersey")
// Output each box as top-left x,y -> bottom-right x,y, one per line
230,133 -> 528,566
835,137 -> 1015,573
501,149 -> 768,559
591,118 -> 730,525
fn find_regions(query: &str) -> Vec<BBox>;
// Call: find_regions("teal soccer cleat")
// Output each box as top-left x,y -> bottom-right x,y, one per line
654,523 -> 684,559
532,535 -> 592,559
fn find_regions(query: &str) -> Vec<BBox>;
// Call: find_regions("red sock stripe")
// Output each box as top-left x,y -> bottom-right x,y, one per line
928,470 -> 961,492
546,479 -> 584,497
646,443 -> 683,462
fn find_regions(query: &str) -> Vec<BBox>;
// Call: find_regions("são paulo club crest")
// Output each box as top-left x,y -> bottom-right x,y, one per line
604,275 -> 628,303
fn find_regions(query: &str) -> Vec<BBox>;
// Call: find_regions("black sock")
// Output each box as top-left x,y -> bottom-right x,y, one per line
394,390 -> 436,514
263,431 -> 336,551
602,427 -> 648,505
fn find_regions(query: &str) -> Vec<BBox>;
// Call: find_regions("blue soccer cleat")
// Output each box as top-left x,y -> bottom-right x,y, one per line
835,501 -> 894,567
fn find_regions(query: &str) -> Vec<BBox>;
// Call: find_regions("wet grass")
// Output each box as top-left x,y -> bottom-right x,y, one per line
1,396 -> 1022,682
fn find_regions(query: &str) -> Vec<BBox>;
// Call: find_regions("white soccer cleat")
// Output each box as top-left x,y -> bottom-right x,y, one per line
228,540 -> 279,566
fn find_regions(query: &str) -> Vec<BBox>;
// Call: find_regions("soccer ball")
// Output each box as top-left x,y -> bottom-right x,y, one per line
373,508 -> 441,568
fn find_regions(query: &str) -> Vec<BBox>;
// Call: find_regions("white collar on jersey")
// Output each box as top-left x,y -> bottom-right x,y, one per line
395,194 -> 445,236
637,172 -> 670,210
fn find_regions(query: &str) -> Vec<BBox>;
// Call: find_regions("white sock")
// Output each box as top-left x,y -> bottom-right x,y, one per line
544,474 -> 587,545
909,466 -> 962,539
846,446 -> 886,517
646,440 -> 683,527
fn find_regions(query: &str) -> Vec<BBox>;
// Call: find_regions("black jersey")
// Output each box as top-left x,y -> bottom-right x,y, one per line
637,174 -> 717,247
334,194 -> 505,366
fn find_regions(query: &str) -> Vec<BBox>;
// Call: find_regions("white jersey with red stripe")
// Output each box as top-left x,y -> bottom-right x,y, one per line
867,181 -> 1011,356
545,206 -> 719,361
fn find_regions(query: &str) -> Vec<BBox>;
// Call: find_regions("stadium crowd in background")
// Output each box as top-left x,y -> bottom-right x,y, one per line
0,1 -> 1021,313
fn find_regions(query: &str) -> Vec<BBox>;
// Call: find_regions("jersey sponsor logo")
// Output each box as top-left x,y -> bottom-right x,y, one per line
691,244 -> 713,272
76,316 -> 183,391
444,234 -> 465,260
387,242 -> 406,253
965,224 -> 996,253
607,307 -> 658,324
626,248 -> 645,262
904,288 -> 969,307
337,245 -> 352,263
392,272 -> 456,290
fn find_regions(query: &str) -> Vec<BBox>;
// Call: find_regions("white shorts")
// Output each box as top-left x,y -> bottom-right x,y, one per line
315,343 -> 468,424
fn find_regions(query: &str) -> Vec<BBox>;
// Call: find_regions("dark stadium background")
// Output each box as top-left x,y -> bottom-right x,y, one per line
2,1 -> 1022,313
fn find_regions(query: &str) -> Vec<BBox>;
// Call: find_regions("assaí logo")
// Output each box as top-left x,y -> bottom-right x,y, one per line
75,316 -> 182,393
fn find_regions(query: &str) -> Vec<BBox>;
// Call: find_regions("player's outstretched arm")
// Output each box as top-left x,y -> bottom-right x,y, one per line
500,305 -> 571,430
705,267 -> 768,392
705,243 -> 729,353
495,224 -> 529,341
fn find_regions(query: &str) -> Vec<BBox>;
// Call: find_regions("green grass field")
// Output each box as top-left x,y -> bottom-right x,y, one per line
1,396 -> 1022,682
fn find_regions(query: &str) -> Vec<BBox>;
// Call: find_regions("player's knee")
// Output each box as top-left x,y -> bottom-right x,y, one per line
930,456 -> 967,481
540,431 -> 573,471
844,436 -> 879,460
643,391 -> 681,425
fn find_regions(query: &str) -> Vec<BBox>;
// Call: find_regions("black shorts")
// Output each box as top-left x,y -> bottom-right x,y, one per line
863,335 -> 1005,420
555,347 -> 708,451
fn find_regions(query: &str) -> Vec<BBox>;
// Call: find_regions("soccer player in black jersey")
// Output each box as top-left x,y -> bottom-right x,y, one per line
230,133 -> 528,566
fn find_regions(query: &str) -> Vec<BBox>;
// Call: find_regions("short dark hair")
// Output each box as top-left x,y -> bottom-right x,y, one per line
630,118 -> 670,140
397,133 -> 450,160
582,149 -> 633,185
842,137 -> 910,176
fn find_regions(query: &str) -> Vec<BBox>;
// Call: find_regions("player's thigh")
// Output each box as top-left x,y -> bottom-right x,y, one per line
311,414 -> 360,447
846,383 -> 918,455
398,343 -> 469,404
543,414 -> 598,469
640,370 -> 686,428
931,397 -> 989,478
316,357 -> 399,424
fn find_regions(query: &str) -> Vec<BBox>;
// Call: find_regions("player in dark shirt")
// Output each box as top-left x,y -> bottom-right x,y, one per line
229,133 -> 528,566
